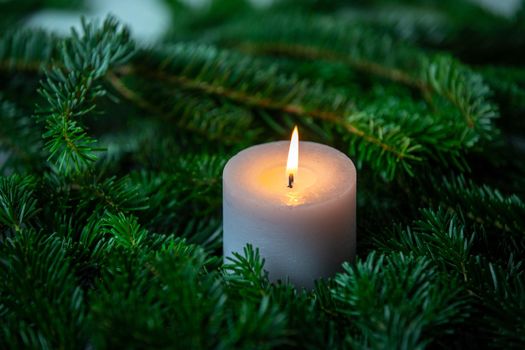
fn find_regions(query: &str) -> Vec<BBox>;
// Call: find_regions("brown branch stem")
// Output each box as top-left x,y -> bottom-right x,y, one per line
237,42 -> 427,90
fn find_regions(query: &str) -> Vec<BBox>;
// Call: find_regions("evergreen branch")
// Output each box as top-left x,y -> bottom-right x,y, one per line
0,11 -> 522,350
88,239 -> 287,349
371,200 -> 524,348
424,56 -> 499,143
269,282 -> 342,349
0,231 -> 85,349
479,65 -> 525,132
0,29 -> 56,74
0,175 -> 38,235
223,244 -> 270,302
332,251 -> 468,349
106,72 -> 257,144
126,44 -> 425,178
211,14 -> 499,144
376,207 -> 474,278
75,175 -> 149,215
141,68 -> 417,160
102,212 -> 147,250
105,71 -> 160,112
0,98 -> 43,172
465,255 -> 525,349
38,16 -> 135,175
37,172 -> 149,239
129,155 -> 224,247
222,295 -> 288,350
422,175 -> 525,236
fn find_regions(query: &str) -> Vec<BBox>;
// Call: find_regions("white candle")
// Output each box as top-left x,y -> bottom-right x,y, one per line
223,128 -> 356,288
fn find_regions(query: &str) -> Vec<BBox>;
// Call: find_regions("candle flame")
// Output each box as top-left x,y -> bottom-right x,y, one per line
286,126 -> 299,186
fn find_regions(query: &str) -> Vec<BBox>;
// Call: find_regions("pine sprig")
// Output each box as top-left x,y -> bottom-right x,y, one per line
0,29 -> 56,73
130,43 -> 424,178
102,212 -> 147,250
38,172 -> 148,220
106,73 -> 259,144
424,56 -> 499,144
0,175 -> 38,235
38,16 -> 135,175
210,13 -> 499,145
376,208 -> 474,276
421,175 -> 525,238
465,255 -> 525,349
0,231 -> 85,349
223,244 -> 270,302
333,252 -> 468,349
129,154 -> 225,245
0,98 -> 43,173
88,239 -> 287,349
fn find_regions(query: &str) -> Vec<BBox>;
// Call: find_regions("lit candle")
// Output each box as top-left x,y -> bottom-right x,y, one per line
223,127 -> 356,288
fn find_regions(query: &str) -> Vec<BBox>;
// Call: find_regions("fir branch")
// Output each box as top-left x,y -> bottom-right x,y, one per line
237,41 -> 422,88
480,65 -> 525,131
0,231 -> 85,349
333,251 -> 468,349
465,255 -> 525,349
102,212 -> 147,250
36,172 -> 149,244
129,44 -> 424,178
0,29 -> 56,73
73,175 -> 149,215
38,16 -> 135,175
223,244 -> 270,302
210,14 -> 499,144
424,56 -> 499,144
376,207 -> 474,278
65,215 -> 115,288
422,175 -> 525,236
106,72 -> 258,144
0,11 -> 523,350
88,239 -> 287,349
0,98 -> 43,173
129,155 -> 225,248
370,201 -> 524,348
222,295 -> 288,350
0,175 -> 38,235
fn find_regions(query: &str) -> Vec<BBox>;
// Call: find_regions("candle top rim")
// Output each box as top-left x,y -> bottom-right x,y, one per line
223,140 -> 356,209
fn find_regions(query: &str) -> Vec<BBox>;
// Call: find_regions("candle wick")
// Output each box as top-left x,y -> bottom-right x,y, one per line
288,174 -> 294,188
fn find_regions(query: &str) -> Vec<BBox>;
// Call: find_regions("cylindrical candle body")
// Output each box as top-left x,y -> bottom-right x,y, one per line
223,141 -> 356,288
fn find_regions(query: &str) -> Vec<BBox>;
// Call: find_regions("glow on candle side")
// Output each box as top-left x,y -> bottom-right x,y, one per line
286,126 -> 299,188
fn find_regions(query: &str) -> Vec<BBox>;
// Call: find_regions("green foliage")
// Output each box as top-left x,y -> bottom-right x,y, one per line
135,42 -> 428,178
0,231 -> 85,349
208,15 -> 497,146
223,244 -> 270,301
0,1 -> 524,349
201,13 -> 499,176
0,175 -> 38,234
0,29 -> 56,73
88,240 -> 287,350
437,175 -> 525,235
465,256 -> 525,349
38,16 -> 134,175
102,212 -> 147,249
376,208 -> 474,274
0,98 -> 43,172
333,252 -> 468,350
424,55 -> 499,144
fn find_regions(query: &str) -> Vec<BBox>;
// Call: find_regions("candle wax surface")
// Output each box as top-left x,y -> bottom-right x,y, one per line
225,141 -> 355,209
